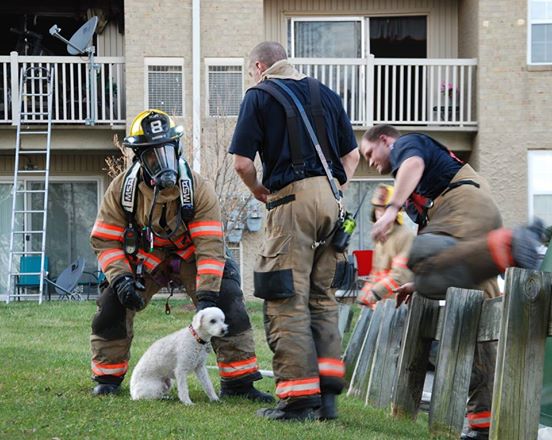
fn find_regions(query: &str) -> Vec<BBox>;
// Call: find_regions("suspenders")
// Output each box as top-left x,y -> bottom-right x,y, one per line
251,77 -> 334,182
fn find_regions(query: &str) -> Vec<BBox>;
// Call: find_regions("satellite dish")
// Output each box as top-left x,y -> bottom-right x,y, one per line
68,16 -> 98,55
48,16 -> 100,125
49,16 -> 98,55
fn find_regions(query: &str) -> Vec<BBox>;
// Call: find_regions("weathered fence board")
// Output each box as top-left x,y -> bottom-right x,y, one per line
392,294 -> 441,419
366,301 -> 408,408
343,307 -> 372,381
347,302 -> 384,398
344,268 -> 552,438
491,268 -> 552,440
429,288 -> 484,438
338,303 -> 354,338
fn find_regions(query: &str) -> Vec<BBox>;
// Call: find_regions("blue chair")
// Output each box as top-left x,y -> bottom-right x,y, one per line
15,255 -> 49,298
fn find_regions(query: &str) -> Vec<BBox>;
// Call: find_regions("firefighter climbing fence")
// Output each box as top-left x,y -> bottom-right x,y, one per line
344,267 -> 552,440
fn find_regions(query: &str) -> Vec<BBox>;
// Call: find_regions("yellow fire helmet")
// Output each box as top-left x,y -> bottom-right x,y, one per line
370,183 -> 404,225
123,109 -> 184,150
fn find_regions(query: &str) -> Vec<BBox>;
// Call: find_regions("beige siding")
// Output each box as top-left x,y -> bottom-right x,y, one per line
264,0 -> 459,58
97,21 -> 125,57
0,151 -> 114,189
0,129 -> 125,152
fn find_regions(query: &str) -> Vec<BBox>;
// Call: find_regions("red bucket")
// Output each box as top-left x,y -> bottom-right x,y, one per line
352,250 -> 373,277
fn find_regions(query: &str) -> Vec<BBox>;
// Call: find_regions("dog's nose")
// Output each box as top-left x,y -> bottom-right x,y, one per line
220,325 -> 228,336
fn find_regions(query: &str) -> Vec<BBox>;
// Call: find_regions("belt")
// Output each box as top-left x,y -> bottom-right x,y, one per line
441,179 -> 480,197
266,194 -> 296,211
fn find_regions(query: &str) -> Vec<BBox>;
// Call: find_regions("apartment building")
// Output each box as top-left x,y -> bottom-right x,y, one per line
0,0 -> 551,296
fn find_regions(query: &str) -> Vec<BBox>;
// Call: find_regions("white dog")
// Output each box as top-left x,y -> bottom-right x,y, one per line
130,307 -> 228,405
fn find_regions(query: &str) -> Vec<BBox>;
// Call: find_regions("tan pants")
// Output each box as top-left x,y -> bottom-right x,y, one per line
414,164 -> 501,426
90,258 -> 259,386
419,164 -> 503,298
254,177 -> 347,404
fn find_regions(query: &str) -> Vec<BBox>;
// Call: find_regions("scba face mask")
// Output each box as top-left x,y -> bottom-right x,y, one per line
140,142 -> 178,190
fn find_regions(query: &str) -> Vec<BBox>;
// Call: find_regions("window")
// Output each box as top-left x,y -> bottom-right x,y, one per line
288,16 -> 427,124
289,17 -> 364,58
144,58 -> 184,116
529,0 -> 552,64
205,59 -> 244,117
528,151 -> 552,225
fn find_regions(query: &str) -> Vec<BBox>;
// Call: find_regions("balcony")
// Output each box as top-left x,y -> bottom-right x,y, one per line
290,57 -> 477,130
0,52 -> 125,126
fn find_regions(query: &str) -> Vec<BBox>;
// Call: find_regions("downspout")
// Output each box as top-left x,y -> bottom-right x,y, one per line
192,0 -> 201,172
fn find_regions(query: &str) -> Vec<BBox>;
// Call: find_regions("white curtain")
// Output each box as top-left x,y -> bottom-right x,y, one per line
293,20 -> 361,58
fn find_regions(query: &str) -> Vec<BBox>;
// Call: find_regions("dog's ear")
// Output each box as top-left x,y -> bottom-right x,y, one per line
192,309 -> 203,330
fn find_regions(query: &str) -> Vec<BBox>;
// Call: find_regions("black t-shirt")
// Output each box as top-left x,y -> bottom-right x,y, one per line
228,78 -> 357,192
390,133 -> 462,200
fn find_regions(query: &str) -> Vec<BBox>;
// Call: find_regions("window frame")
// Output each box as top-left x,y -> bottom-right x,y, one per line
204,58 -> 245,118
528,150 -> 552,221
288,16 -> 367,58
144,57 -> 186,116
528,0 -> 552,65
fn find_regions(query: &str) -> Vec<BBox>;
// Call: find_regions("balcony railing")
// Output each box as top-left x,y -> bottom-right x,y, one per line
0,52 -> 125,125
291,57 -> 477,128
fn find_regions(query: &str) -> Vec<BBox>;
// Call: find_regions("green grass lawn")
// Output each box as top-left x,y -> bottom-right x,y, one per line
0,299 -> 435,439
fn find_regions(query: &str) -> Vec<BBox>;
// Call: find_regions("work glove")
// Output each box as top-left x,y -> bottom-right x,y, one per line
512,218 -> 545,270
195,290 -> 218,311
112,275 -> 145,311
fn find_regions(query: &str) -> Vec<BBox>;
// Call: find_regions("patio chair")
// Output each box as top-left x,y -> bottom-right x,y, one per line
14,255 -> 50,299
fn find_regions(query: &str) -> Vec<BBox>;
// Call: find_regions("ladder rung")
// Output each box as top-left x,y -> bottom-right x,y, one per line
10,251 -> 44,255
20,112 -> 49,116
21,93 -> 50,97
12,230 -> 44,234
24,76 -> 49,80
19,150 -> 48,154
10,271 -> 44,276
17,170 -> 47,174
20,131 -> 49,135
10,294 -> 43,297
15,189 -> 46,193
14,210 -> 46,214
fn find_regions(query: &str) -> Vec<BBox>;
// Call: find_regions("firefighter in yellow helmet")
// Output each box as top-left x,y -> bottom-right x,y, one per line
357,184 -> 415,308
89,109 -> 273,402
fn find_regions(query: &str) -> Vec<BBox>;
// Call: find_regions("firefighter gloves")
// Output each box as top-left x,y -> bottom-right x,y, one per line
113,275 -> 145,311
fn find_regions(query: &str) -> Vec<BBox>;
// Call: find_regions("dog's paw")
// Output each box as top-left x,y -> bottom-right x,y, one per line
180,399 -> 194,406
209,396 -> 220,403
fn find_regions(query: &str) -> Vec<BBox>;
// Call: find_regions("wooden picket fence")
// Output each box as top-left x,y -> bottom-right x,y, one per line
343,267 -> 552,440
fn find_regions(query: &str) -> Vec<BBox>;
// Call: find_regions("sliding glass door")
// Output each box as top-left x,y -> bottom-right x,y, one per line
0,179 -> 100,293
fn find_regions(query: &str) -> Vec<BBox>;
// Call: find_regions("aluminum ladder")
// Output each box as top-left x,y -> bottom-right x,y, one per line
5,65 -> 55,303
